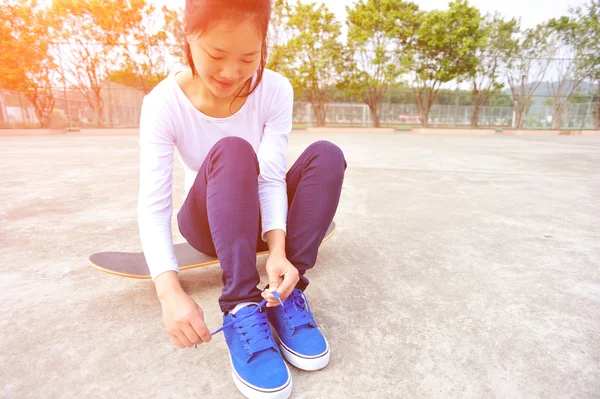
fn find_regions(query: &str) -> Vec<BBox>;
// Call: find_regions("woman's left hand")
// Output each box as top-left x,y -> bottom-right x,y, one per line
262,252 -> 299,307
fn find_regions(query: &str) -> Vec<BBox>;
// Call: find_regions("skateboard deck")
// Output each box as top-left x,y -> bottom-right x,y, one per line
89,221 -> 336,279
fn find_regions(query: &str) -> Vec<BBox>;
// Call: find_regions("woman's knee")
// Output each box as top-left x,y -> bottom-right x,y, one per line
214,136 -> 255,156
210,136 -> 259,171
306,140 -> 347,175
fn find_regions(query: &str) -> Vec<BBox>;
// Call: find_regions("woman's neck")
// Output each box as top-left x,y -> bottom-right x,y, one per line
193,75 -> 237,107
177,69 -> 248,118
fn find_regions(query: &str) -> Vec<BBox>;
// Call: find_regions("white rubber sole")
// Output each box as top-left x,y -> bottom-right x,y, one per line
271,329 -> 331,371
229,354 -> 293,399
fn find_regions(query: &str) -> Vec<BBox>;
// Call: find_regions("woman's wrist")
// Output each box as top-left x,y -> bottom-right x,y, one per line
154,271 -> 183,301
265,229 -> 286,256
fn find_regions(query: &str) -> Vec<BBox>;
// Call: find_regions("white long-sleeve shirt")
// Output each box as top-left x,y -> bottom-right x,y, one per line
137,69 -> 294,280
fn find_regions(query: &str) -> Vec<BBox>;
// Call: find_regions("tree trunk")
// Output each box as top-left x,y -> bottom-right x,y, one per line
367,101 -> 380,127
420,108 -> 429,128
415,87 -> 437,128
28,88 -> 55,129
471,90 -> 492,128
416,97 -> 431,128
471,105 -> 481,128
312,102 -> 327,127
513,99 -> 530,129
91,89 -> 104,127
552,101 -> 566,130
471,93 -> 482,128
514,105 -> 524,129
363,87 -> 382,127
471,85 -> 480,128
593,101 -> 600,129
33,101 -> 54,128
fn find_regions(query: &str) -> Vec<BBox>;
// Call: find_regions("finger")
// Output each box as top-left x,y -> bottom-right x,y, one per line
190,316 -> 212,343
278,269 -> 299,301
170,333 -> 185,349
181,324 -> 201,345
267,273 -> 282,291
176,331 -> 194,348
261,290 -> 280,307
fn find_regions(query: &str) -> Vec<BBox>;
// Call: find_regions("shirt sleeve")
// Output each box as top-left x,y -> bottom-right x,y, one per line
257,78 -> 294,242
136,95 -> 179,281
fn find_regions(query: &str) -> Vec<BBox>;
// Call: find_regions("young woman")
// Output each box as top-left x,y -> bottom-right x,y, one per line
137,1 -> 346,397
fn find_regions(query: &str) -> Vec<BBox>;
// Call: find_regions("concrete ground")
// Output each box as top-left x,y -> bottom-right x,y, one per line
1,132 -> 599,398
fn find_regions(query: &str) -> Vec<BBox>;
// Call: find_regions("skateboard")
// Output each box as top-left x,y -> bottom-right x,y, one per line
89,221 -> 337,279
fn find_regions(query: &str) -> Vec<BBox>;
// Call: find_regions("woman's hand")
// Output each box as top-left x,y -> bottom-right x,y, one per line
160,289 -> 212,348
262,252 -> 299,307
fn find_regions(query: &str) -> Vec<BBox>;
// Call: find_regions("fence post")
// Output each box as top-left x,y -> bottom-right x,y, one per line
362,105 -> 366,126
511,108 -> 516,129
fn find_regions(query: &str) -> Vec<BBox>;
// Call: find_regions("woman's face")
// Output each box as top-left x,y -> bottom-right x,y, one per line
187,18 -> 263,99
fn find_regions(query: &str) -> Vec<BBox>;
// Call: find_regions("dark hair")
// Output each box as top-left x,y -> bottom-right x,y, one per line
184,0 -> 271,100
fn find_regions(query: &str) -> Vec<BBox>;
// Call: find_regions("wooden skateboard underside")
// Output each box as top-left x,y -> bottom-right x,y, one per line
89,221 -> 336,279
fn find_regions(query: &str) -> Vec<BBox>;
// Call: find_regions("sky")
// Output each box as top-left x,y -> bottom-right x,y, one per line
154,0 -> 586,30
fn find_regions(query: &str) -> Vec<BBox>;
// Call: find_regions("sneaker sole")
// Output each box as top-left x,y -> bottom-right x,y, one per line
228,353 -> 293,399
271,328 -> 331,371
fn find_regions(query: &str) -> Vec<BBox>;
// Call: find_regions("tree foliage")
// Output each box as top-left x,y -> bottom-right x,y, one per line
412,0 -> 485,127
505,24 -> 555,129
545,18 -> 588,129
470,13 -> 519,127
1,0 -> 599,130
0,0 -> 56,127
51,0 -> 145,126
343,0 -> 421,127
272,2 -> 344,127
117,4 -> 184,94
556,0 -> 600,128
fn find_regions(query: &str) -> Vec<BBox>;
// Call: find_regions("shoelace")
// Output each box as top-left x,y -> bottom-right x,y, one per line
194,292 -> 285,349
283,290 -> 317,330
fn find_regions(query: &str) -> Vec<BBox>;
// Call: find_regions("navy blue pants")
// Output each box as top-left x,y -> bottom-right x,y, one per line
177,137 -> 346,312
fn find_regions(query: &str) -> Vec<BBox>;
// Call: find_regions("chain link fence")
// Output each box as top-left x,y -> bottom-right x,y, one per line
0,82 -> 144,129
294,100 -> 595,129
1,86 -> 596,130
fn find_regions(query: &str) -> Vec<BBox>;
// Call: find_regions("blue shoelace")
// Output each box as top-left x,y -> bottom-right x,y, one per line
195,292 -> 286,349
282,290 -> 317,330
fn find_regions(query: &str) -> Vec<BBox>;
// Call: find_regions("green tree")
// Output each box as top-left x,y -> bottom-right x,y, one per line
412,0 -> 485,127
0,0 -> 56,127
489,93 -> 514,107
569,87 -> 596,104
276,2 -> 344,127
266,0 -> 291,72
563,0 -> 600,128
51,0 -> 145,126
344,0 -> 421,127
543,20 -> 588,129
505,24 -> 554,129
470,13 -> 519,128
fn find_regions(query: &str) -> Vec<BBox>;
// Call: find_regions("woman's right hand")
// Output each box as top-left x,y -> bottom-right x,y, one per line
155,272 -> 212,348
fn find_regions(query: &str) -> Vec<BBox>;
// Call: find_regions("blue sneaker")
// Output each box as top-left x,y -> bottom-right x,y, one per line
267,289 -> 330,371
220,302 -> 292,399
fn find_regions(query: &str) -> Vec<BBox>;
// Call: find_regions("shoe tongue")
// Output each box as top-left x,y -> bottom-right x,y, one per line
230,302 -> 259,316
